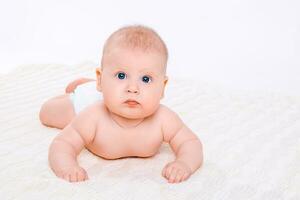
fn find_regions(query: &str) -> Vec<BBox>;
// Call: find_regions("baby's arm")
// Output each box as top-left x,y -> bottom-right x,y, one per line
48,106 -> 96,182
161,106 -> 203,184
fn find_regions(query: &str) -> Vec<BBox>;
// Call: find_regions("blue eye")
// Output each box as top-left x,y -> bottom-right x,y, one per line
117,72 -> 126,80
142,75 -> 152,83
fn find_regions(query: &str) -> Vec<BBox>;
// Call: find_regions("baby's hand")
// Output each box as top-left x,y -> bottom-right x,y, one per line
55,165 -> 89,182
162,160 -> 192,184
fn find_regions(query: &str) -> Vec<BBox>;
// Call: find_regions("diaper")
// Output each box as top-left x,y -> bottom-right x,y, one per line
69,81 -> 102,114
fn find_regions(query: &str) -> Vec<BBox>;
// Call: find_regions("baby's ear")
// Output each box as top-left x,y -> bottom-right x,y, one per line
96,67 -> 102,92
161,76 -> 168,99
164,76 -> 168,86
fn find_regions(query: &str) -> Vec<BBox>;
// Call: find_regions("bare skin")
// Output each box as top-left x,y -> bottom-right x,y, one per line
39,78 -> 94,129
40,48 -> 203,184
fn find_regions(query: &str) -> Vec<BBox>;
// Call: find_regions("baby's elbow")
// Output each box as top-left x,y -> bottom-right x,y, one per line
197,139 -> 204,168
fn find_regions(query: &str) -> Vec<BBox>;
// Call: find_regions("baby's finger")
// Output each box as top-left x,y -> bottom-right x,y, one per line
62,174 -> 71,182
168,169 -> 179,183
56,172 -> 63,179
162,162 -> 172,176
69,173 -> 78,182
78,170 -> 88,181
162,166 -> 167,177
84,173 -> 89,181
165,166 -> 175,179
181,172 -> 190,182
174,171 -> 184,183
83,171 -> 89,181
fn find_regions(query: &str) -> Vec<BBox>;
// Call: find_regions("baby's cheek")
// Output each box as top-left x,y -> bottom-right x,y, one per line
143,98 -> 160,114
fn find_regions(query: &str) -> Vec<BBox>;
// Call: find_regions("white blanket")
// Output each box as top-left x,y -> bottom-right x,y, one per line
0,62 -> 299,200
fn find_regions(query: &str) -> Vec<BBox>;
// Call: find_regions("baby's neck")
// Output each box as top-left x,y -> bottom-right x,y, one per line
109,111 -> 144,129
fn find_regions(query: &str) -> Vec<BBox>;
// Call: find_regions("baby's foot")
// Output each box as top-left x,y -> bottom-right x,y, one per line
55,165 -> 89,182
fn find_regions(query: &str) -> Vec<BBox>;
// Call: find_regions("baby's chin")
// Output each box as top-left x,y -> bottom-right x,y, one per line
114,110 -> 151,119
110,107 -> 155,119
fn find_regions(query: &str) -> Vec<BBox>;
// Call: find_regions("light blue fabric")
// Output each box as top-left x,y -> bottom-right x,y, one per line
69,81 -> 102,114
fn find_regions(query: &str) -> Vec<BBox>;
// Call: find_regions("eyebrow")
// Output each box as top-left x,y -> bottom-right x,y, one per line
113,67 -> 159,76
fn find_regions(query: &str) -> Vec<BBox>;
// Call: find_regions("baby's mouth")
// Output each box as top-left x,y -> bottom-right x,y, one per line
124,99 -> 139,106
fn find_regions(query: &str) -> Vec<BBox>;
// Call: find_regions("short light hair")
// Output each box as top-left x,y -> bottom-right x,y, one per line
101,25 -> 168,68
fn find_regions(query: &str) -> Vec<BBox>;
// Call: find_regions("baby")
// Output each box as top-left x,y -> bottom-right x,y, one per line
39,25 -> 203,184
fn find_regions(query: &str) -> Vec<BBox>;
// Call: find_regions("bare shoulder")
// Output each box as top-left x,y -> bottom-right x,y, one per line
157,104 -> 184,142
70,101 -> 103,145
158,104 -> 200,155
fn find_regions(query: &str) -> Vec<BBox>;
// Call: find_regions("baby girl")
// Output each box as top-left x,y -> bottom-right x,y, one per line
39,25 -> 203,184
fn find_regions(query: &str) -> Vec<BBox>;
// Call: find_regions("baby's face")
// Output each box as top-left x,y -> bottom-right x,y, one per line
97,47 -> 168,119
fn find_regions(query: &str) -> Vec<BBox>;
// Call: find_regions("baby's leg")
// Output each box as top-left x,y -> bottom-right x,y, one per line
39,94 -> 76,129
65,78 -> 95,93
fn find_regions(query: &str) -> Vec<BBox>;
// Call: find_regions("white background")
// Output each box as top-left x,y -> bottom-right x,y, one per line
0,0 -> 299,95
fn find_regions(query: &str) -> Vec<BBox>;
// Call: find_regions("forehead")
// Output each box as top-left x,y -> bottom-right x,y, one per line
103,47 -> 166,74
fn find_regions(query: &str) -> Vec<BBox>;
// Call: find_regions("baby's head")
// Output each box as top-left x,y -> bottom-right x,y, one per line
96,25 -> 169,119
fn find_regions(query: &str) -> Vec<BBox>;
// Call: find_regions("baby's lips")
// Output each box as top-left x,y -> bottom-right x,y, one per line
124,99 -> 139,106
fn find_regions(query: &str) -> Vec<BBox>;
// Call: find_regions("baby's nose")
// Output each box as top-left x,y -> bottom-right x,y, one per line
127,83 -> 139,94
127,88 -> 139,94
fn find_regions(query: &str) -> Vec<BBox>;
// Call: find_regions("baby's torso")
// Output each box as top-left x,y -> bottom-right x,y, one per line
85,102 -> 164,160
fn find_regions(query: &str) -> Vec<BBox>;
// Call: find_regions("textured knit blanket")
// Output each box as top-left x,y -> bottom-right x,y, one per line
0,62 -> 299,200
